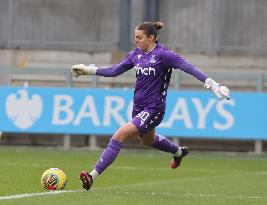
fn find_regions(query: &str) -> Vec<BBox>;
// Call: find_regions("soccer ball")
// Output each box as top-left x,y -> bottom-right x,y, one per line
41,168 -> 67,190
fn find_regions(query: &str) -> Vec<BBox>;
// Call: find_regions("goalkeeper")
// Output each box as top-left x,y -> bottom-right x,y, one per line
71,21 -> 230,191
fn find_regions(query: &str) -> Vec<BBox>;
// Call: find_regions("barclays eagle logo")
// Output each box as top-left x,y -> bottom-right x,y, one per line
5,89 -> 43,129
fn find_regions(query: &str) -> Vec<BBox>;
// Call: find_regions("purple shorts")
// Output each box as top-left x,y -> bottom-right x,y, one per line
131,106 -> 164,136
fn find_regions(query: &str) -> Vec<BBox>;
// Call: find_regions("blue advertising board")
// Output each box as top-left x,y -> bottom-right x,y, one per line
0,86 -> 266,139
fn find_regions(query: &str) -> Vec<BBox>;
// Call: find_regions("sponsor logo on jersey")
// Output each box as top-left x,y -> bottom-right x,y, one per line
134,64 -> 156,76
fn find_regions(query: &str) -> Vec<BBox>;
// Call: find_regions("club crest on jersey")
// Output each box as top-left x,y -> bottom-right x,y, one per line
150,55 -> 156,63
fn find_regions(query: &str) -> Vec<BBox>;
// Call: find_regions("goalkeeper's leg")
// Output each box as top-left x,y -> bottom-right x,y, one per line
80,138 -> 122,191
132,109 -> 189,169
80,122 -> 139,191
148,134 -> 189,169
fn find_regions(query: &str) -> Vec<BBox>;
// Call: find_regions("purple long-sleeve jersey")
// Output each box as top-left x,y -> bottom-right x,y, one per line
96,43 -> 208,111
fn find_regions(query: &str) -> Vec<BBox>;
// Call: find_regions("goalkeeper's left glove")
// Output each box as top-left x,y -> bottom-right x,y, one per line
71,64 -> 98,78
204,78 -> 230,100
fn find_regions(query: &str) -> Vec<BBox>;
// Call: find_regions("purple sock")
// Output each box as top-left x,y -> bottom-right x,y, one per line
151,134 -> 178,154
95,139 -> 122,174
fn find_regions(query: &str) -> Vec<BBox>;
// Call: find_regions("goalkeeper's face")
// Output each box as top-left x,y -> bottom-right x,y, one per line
135,29 -> 155,52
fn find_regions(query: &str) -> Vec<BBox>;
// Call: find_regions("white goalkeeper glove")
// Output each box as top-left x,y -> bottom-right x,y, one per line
204,78 -> 230,100
71,64 -> 98,78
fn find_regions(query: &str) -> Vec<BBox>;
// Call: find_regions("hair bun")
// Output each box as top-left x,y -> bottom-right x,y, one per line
154,22 -> 164,30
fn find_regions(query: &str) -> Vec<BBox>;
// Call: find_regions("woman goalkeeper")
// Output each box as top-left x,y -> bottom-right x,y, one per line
71,21 -> 230,191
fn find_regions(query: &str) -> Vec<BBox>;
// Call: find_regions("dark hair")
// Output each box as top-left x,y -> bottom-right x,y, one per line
135,21 -> 164,39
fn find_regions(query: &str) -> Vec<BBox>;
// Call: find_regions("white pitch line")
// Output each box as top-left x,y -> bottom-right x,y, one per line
0,185 -> 264,201
0,190 -> 81,201
0,173 -> 265,201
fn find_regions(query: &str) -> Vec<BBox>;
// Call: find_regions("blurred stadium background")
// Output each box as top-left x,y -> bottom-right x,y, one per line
0,0 -> 267,153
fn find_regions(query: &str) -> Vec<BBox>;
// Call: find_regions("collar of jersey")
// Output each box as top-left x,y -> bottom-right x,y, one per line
143,43 -> 161,54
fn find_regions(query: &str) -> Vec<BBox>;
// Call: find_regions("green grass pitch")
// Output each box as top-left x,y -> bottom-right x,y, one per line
0,146 -> 267,205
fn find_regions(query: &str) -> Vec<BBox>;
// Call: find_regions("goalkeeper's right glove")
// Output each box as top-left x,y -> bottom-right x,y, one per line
71,64 -> 98,78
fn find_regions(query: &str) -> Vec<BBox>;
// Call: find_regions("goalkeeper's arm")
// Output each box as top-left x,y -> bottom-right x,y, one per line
71,63 -> 134,78
71,53 -> 134,78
